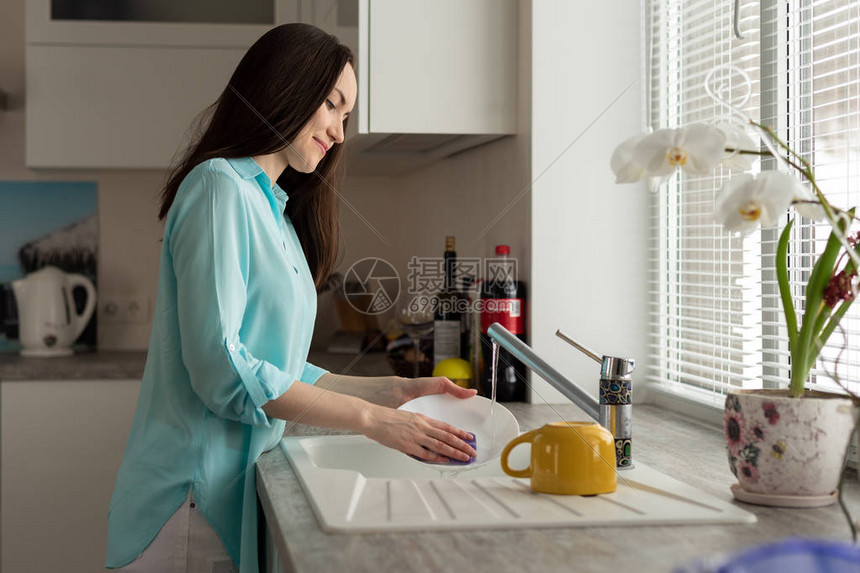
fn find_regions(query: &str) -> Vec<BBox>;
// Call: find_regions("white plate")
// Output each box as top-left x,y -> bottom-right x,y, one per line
397,394 -> 519,470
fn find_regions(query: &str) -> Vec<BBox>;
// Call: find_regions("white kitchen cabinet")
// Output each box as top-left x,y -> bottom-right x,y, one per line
25,0 -> 296,169
314,0 -> 518,173
362,0 -> 516,136
26,0 -> 517,172
0,379 -> 141,573
26,46 -> 244,168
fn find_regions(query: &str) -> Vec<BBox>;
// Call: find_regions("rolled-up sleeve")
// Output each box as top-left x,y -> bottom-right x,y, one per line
168,167 -> 300,427
301,362 -> 328,385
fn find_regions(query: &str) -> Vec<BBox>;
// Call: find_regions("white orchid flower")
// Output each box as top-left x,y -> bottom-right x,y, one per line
792,185 -> 827,221
715,122 -> 758,171
610,133 -> 648,183
715,172 -> 800,235
632,124 -> 725,177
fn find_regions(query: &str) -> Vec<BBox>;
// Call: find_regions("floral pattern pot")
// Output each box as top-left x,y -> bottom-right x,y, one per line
724,389 -> 857,503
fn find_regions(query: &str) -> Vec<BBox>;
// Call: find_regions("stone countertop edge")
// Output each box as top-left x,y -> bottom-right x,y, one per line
0,348 -> 392,382
257,403 -> 860,573
0,351 -> 147,381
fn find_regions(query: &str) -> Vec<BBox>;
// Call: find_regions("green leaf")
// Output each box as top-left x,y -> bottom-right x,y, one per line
807,303 -> 834,376
804,230 -> 843,317
817,298 -> 854,356
813,305 -> 833,339
817,255 -> 858,349
776,220 -> 797,350
794,226 -> 843,394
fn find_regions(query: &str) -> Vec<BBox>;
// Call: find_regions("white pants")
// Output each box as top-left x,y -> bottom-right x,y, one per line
112,490 -> 238,573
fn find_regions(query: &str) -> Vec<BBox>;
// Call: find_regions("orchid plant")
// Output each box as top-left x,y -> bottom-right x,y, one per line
611,69 -> 860,400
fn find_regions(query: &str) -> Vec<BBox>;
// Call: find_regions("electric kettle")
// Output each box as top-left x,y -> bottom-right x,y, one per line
11,266 -> 96,357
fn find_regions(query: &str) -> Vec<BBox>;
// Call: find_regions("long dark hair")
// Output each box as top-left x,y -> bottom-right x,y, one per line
159,23 -> 353,289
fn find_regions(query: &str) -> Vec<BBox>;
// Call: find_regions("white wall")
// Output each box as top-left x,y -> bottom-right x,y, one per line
529,1 -> 649,403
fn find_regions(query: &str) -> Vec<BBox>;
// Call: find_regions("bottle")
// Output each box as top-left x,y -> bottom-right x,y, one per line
467,278 -> 483,390
480,245 -> 527,402
458,275 -> 475,363
433,236 -> 462,365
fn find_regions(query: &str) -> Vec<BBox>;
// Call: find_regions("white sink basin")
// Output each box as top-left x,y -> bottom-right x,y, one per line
295,436 -> 515,479
280,435 -> 756,533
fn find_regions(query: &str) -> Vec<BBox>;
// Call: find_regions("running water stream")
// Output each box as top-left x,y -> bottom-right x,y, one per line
434,341 -> 501,480
490,341 -> 499,452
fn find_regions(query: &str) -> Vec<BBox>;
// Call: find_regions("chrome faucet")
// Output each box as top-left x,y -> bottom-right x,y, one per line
486,323 -> 635,468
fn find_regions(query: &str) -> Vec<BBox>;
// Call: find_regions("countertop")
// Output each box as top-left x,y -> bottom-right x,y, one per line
257,402 -> 860,573
0,348 -> 390,381
0,350 -> 147,380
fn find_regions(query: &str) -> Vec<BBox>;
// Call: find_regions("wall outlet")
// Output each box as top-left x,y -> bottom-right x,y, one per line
101,294 -> 149,324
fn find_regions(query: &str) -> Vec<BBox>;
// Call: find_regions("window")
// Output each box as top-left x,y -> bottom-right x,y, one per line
646,0 -> 860,399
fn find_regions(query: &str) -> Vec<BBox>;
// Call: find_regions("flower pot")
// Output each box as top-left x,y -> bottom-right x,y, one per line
724,389 -> 857,507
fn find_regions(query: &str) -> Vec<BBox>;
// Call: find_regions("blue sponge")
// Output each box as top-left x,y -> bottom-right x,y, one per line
409,433 -> 477,465
448,433 -> 477,465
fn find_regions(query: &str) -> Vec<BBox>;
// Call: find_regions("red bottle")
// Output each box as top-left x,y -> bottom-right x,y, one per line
479,245 -> 527,401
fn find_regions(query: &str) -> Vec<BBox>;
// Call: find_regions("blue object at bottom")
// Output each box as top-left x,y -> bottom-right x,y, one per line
677,538 -> 860,573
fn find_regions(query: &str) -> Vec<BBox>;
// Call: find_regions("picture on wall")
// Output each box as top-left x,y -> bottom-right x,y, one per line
0,181 -> 98,352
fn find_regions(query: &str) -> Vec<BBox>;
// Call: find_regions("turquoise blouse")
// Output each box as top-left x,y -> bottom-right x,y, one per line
106,157 -> 327,572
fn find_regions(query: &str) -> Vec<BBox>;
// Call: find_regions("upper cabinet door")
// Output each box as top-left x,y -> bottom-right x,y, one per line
364,0 -> 517,135
26,45 -> 245,169
24,0 -> 298,169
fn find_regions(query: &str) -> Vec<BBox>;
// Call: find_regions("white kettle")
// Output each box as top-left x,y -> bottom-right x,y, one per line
11,266 -> 97,357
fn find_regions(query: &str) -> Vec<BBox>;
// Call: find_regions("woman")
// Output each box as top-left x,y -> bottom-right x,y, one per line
106,23 -> 477,573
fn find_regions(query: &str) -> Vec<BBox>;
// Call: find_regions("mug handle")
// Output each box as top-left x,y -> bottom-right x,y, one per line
64,274 -> 97,341
500,429 -> 537,478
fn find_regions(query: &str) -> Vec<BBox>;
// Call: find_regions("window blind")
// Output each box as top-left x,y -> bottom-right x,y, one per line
646,0 -> 860,397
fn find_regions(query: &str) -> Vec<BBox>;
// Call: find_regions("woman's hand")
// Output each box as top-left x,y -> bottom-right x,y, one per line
361,404 -> 478,463
264,377 -> 478,462
306,373 -> 478,461
392,376 -> 477,407
318,372 -> 476,408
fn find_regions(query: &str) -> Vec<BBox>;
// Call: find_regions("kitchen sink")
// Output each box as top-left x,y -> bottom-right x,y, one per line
292,435 -> 513,479
280,435 -> 756,533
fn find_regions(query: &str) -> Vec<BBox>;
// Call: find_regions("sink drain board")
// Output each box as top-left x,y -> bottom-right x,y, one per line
280,436 -> 755,533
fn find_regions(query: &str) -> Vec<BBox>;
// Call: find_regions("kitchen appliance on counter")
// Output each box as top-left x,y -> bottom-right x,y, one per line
11,266 -> 96,357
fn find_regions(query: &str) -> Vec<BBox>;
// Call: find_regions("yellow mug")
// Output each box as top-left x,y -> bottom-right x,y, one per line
500,422 -> 617,495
